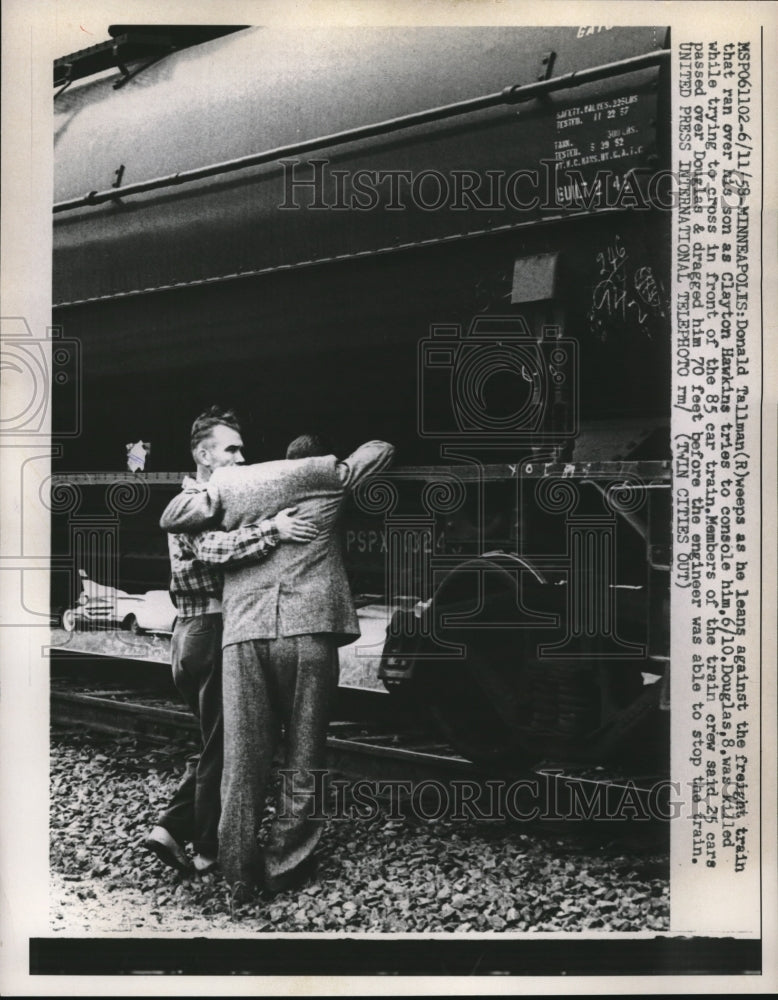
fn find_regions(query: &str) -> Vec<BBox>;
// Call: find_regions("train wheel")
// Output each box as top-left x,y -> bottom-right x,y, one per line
61,608 -> 76,632
421,642 -> 533,769
416,554 -> 552,770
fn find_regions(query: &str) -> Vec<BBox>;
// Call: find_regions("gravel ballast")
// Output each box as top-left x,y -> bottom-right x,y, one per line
50,728 -> 670,934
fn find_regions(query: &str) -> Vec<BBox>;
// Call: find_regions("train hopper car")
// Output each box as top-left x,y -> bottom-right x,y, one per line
52,24 -> 672,768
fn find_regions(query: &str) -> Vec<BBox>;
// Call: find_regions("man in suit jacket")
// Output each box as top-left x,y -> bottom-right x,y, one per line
160,436 -> 394,896
145,408 -> 317,879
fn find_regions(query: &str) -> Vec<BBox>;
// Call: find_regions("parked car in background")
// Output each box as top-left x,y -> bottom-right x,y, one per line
61,570 -> 177,635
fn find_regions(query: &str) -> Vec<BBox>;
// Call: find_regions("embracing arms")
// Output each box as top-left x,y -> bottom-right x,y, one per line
336,441 -> 395,490
160,478 -> 222,533
160,440 -> 394,535
186,508 -> 317,566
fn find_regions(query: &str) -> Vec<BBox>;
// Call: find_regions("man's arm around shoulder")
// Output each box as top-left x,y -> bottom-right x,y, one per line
159,477 -> 223,533
337,440 -> 395,491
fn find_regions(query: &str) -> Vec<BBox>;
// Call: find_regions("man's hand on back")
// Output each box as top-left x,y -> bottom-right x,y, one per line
274,506 -> 319,543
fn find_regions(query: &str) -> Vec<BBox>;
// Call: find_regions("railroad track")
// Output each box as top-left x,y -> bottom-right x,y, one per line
51,680 -> 670,833
50,682 -> 480,784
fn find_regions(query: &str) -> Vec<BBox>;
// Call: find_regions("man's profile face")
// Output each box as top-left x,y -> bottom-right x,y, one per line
201,424 -> 245,470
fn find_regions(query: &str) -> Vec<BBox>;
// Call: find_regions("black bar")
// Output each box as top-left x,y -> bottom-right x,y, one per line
30,936 -> 759,976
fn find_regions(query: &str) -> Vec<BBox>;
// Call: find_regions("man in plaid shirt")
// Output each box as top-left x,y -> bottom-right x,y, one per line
144,407 -> 316,876
167,488 -> 283,618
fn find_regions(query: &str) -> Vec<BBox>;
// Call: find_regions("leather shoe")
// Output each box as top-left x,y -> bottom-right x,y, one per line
193,853 -> 218,875
143,825 -> 192,873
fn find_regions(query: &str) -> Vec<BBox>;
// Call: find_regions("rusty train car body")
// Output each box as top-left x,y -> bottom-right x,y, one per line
52,24 -> 672,771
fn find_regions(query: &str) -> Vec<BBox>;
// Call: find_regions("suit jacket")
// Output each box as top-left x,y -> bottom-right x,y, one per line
160,441 -> 394,647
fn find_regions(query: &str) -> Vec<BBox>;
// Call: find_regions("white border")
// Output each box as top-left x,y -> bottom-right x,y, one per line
1,1 -> 776,995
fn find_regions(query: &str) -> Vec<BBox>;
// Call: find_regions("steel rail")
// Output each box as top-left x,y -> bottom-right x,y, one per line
52,690 -> 198,741
50,689 -> 482,784
53,49 -> 669,214
51,688 -> 667,801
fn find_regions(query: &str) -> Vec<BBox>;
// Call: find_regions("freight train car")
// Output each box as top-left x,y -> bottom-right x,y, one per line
52,24 -> 672,770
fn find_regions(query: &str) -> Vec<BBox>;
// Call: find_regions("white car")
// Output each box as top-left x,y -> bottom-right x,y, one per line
61,570 -> 177,634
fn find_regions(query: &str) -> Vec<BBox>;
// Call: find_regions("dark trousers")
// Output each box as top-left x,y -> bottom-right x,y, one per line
158,613 -> 223,856
219,635 -> 339,889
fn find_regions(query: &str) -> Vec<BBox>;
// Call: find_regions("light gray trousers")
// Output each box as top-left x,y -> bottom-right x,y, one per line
218,634 -> 339,889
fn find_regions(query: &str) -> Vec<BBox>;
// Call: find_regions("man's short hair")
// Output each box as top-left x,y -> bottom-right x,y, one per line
190,406 -> 241,454
286,434 -> 332,459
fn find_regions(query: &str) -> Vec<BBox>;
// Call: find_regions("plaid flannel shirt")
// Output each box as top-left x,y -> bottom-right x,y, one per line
168,476 -> 279,617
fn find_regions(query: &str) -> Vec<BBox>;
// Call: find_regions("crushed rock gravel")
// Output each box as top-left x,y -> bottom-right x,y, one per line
50,728 -> 669,934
